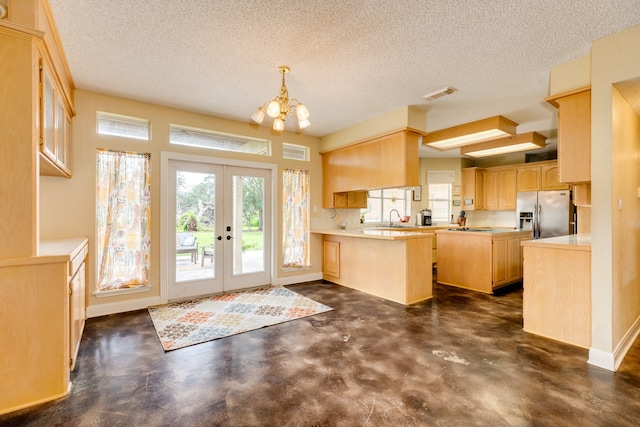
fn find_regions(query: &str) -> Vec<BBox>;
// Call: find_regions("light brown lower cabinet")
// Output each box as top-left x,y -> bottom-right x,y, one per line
522,237 -> 591,348
323,240 -> 340,279
0,238 -> 88,415
436,230 -> 532,293
318,232 -> 433,305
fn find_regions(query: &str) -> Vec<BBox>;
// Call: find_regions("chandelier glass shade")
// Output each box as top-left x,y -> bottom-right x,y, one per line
251,66 -> 310,131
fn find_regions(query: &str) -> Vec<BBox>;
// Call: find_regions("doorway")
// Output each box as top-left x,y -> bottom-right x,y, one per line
164,157 -> 272,301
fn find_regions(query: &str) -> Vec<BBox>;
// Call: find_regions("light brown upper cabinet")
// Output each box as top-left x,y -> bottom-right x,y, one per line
483,171 -> 499,210
517,162 -> 568,192
517,165 -> 541,192
39,56 -> 72,177
333,191 -> 368,209
322,130 -> 420,208
461,167 -> 484,211
484,168 -> 516,211
540,163 -> 569,190
498,169 -> 517,210
546,88 -> 591,184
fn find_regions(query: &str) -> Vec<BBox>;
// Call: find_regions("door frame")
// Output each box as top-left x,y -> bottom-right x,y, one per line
160,151 -> 277,304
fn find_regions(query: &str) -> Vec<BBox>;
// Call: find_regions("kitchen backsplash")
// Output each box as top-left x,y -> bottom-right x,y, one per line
464,210 -> 517,228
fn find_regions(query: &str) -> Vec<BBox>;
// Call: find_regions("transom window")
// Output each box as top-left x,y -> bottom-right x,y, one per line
170,124 -> 271,155
97,111 -> 150,140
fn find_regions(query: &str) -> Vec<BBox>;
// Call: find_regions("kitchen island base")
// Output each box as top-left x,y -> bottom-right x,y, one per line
314,230 -> 433,305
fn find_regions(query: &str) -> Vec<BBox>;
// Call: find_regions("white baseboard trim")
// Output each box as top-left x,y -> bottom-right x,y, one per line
588,314 -> 640,372
277,272 -> 323,286
86,295 -> 162,318
614,315 -> 640,370
588,348 -> 615,371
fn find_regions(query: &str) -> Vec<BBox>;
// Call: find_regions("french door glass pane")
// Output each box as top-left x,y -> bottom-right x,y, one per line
175,171 -> 216,282
231,175 -> 265,275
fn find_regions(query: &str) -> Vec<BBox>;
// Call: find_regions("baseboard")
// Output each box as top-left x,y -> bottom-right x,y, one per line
614,315 -> 640,370
588,348 -> 615,371
86,295 -> 162,318
588,314 -> 640,372
277,272 -> 323,286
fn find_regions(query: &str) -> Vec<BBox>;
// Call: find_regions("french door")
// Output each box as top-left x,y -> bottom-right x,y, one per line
166,159 -> 271,301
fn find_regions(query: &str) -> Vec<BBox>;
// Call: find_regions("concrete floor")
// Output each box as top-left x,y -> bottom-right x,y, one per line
3,281 -> 640,426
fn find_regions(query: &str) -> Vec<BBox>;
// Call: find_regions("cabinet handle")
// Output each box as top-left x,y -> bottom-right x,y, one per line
69,285 -> 73,296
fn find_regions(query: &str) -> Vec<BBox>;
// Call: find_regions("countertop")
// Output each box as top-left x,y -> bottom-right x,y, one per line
521,234 -> 591,251
436,228 -> 532,237
0,237 -> 88,267
311,228 -> 435,241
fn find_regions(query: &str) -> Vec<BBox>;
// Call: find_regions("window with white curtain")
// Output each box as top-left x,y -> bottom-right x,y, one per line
96,149 -> 151,292
427,170 -> 454,222
282,169 -> 310,269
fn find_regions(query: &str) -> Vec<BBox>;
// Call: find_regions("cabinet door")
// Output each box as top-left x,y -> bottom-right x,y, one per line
498,169 -> 516,210
333,192 -> 348,208
462,168 -> 484,210
492,237 -> 507,286
69,262 -> 86,371
556,90 -> 591,183
541,164 -> 569,190
42,69 -> 56,160
347,191 -> 367,208
517,166 -> 540,192
323,240 -> 340,279
484,171 -> 498,210
506,236 -> 521,282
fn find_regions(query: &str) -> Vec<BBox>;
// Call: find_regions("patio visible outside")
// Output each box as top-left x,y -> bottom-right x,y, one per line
175,171 -> 265,282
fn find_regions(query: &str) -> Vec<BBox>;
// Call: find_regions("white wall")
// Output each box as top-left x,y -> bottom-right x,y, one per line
590,24 -> 640,370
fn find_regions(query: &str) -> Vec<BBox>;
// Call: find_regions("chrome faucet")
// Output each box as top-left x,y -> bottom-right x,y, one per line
389,209 -> 401,226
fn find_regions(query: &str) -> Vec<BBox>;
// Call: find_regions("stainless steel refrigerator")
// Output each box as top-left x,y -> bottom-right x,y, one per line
516,190 -> 573,238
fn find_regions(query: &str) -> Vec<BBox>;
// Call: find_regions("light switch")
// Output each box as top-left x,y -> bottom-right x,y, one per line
618,197 -> 623,211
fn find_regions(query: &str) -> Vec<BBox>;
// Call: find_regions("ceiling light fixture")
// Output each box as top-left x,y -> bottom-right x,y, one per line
421,86 -> 456,101
423,115 -> 518,149
251,65 -> 310,131
460,131 -> 547,158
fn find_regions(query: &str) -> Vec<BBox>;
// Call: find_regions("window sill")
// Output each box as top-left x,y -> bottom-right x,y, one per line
93,285 -> 152,298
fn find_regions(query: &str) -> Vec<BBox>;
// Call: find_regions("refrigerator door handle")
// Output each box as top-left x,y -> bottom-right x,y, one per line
536,204 -> 542,238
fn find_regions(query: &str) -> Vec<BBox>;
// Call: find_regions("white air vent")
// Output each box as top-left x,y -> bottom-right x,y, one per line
422,86 -> 456,101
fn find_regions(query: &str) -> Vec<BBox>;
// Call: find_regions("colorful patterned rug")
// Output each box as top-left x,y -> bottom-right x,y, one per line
148,286 -> 332,351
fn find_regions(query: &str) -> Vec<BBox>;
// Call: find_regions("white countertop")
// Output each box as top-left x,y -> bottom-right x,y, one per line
311,228 -> 435,240
521,233 -> 591,251
436,228 -> 531,237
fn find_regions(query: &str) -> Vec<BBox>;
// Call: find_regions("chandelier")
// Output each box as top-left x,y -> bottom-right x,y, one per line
251,65 -> 310,131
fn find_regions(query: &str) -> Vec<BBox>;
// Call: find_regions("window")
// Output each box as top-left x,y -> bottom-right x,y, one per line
96,149 -> 151,292
282,169 -> 310,269
282,142 -> 309,161
97,111 -> 150,140
362,188 -> 411,223
427,170 -> 455,222
170,124 -> 270,155
428,183 -> 452,222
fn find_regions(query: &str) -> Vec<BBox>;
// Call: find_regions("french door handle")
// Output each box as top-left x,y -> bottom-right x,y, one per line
217,236 -> 222,241
226,235 -> 232,240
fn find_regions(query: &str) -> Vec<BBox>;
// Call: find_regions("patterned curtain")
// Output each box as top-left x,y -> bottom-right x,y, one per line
96,149 -> 151,291
282,169 -> 310,269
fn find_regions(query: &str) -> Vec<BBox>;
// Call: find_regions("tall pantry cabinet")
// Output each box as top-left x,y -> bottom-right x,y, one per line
0,0 -> 87,415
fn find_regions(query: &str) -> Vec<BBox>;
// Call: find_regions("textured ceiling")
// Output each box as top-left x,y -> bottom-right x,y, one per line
48,0 -> 640,157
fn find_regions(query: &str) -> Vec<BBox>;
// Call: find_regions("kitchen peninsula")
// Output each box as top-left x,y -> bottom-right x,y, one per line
312,228 -> 434,305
